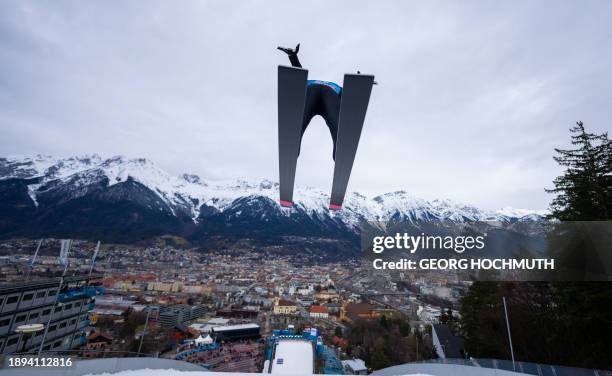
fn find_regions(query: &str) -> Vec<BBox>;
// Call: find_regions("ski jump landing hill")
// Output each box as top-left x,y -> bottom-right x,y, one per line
270,340 -> 314,375
262,327 -> 345,375
264,328 -> 321,375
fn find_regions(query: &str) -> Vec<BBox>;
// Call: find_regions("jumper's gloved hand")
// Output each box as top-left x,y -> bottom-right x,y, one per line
277,43 -> 302,68
277,43 -> 300,55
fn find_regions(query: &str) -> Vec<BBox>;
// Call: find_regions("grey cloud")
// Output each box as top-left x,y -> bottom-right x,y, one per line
1,0 -> 611,210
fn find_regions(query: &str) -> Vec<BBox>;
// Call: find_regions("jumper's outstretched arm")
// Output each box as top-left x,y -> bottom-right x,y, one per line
277,43 -> 302,68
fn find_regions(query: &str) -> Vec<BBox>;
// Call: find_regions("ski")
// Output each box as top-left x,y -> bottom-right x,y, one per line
278,65 -> 308,207
329,73 -> 375,210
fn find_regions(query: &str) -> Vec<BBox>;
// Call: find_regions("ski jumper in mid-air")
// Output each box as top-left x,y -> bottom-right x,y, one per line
277,43 -> 375,210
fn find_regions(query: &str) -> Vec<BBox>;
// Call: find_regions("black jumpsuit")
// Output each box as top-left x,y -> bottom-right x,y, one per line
287,54 -> 342,160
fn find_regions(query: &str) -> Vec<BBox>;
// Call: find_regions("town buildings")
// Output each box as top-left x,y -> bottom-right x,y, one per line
309,305 -> 329,319
273,299 -> 297,315
0,274 -> 102,354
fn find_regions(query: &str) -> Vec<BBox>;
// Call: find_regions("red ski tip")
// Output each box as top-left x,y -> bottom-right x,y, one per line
280,200 -> 293,207
329,204 -> 342,210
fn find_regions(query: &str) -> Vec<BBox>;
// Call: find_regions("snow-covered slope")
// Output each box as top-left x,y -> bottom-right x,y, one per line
0,154 -> 548,224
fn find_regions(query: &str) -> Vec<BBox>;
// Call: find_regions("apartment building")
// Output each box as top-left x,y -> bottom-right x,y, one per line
0,275 -> 103,354
159,304 -> 207,328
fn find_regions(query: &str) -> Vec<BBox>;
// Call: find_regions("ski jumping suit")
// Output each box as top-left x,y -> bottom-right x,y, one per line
284,51 -> 341,160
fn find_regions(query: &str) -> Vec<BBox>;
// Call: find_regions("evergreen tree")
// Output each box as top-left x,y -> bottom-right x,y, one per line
545,122 -> 611,278
459,281 -> 504,358
459,122 -> 612,369
399,321 -> 411,337
546,121 -> 611,220
379,314 -> 388,329
551,282 -> 612,369
545,122 -> 612,369
370,338 -> 391,370
334,326 -> 343,338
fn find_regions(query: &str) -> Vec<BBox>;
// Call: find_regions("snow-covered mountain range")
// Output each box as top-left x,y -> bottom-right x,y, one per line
0,154 -> 547,227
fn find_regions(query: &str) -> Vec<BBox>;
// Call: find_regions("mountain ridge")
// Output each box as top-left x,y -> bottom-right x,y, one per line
0,154 -> 548,225
0,154 -> 549,255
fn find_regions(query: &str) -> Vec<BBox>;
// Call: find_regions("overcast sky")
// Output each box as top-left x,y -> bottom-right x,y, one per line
1,1 -> 611,210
